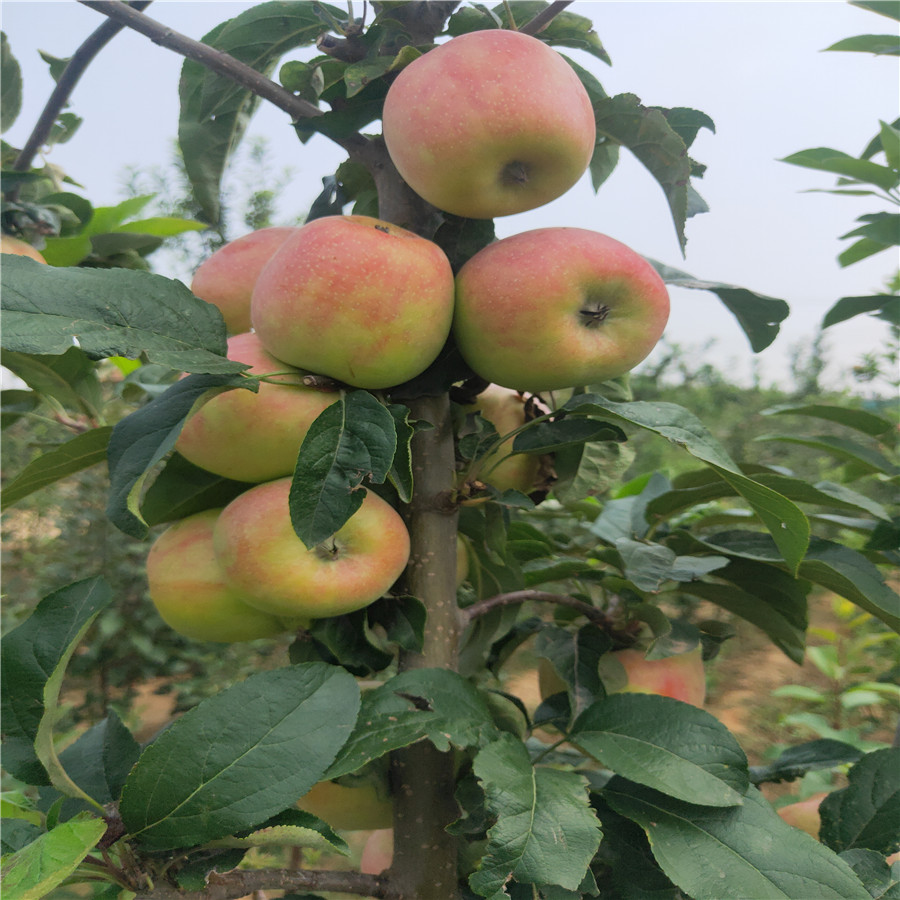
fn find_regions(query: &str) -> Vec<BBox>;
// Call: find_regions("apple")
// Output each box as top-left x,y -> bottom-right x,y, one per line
539,645 -> 706,707
297,780 -> 393,832
453,228 -> 670,393
251,215 -> 455,389
360,829 -> 394,874
382,29 -> 595,219
608,646 -> 706,707
190,226 -> 297,334
146,508 -> 294,642
174,331 -> 336,483
1,235 -> 47,263
776,792 -> 829,838
463,384 -> 543,495
213,477 -> 411,619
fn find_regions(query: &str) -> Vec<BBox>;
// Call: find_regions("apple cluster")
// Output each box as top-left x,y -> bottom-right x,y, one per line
145,28 -> 672,644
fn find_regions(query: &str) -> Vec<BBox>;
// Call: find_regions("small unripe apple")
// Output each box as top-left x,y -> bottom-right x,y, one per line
776,793 -> 829,838
213,478 -> 411,619
297,780 -> 393,832
146,508 -> 293,642
464,384 -> 542,495
1,235 -> 47,263
191,226 -> 297,334
453,228 -> 670,393
251,215 -> 455,389
382,29 -> 595,219
175,332 -> 335,483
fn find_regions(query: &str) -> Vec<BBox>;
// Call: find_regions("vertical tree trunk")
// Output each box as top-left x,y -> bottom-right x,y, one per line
390,393 -> 462,900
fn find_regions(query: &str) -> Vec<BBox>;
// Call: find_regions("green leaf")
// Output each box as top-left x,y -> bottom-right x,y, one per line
565,396 -> 810,572
140,453 -> 249,526
1,32 -> 22,133
839,849 -> 900,899
781,148 -> 899,192
0,813 -> 107,900
534,625 -> 610,718
0,256 -> 242,372
572,694 -> 748,806
106,374 -> 255,539
119,664 -> 359,851
819,749 -> 900,854
178,4 -> 340,224
761,402 -> 896,438
0,578 -> 112,786
289,391 -> 395,548
1,426 -> 112,510
698,532 -> 900,633
756,433 -> 899,476
326,669 -> 500,779
512,418 -> 625,454
114,216 -> 208,238
208,808 -> 349,856
749,739 -> 865,785
494,3 -> 611,64
825,33 -> 900,55
677,563 -> 809,664
850,0 -> 900,21
1,348 -> 103,420
650,259 -> 790,352
386,402 -> 416,503
469,734 -> 602,898
823,294 -> 900,327
593,94 -> 692,252
879,119 -> 900,170
605,780 -> 870,900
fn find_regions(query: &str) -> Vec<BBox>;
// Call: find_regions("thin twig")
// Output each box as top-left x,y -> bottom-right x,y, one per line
77,0 -> 368,153
463,589 -> 608,624
132,868 -> 391,900
12,0 -> 154,175
519,0 -> 574,36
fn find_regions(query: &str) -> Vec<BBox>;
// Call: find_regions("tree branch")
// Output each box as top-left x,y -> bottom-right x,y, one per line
12,0 -> 154,175
463,589 -> 609,625
76,0 -> 369,152
135,867 -> 391,900
519,0 -> 574,35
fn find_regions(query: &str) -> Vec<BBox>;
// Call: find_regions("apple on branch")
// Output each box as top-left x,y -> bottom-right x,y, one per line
146,508 -> 295,643
1,235 -> 47,263
297,779 -> 393,832
461,384 -> 544,496
776,792 -> 829,838
453,228 -> 670,393
382,29 -> 596,219
191,226 -> 297,334
251,215 -> 455,389
174,331 -> 336,483
213,478 -> 410,620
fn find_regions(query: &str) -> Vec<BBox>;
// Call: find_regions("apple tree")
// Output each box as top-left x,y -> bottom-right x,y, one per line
2,3 -> 898,899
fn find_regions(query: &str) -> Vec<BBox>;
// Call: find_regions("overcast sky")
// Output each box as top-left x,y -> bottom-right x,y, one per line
3,0 -> 898,392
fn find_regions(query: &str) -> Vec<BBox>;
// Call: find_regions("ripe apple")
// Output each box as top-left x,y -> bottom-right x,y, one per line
175,332 -> 336,483
1,235 -> 47,263
251,215 -> 455,389
608,646 -> 706,707
539,645 -> 706,707
213,478 -> 411,619
146,508 -> 294,642
776,792 -> 829,838
382,29 -> 595,219
463,384 -> 542,495
360,829 -> 394,874
190,226 -> 297,334
297,780 -> 393,832
453,228 -> 670,393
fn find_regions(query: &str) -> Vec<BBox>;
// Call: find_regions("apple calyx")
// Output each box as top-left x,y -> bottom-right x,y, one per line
579,303 -> 612,328
501,161 -> 530,188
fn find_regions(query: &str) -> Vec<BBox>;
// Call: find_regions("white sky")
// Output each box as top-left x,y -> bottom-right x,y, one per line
2,0 -> 899,392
